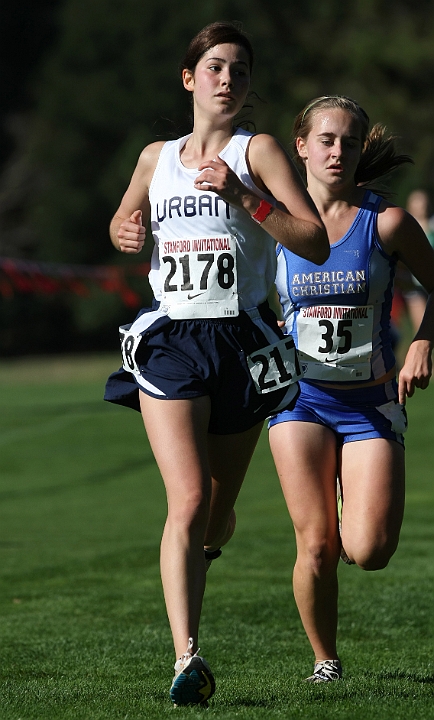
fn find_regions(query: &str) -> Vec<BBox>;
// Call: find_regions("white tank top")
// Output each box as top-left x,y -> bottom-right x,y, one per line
148,128 -> 277,315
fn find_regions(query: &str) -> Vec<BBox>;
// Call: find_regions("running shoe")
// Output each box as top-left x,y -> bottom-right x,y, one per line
337,479 -> 355,565
170,637 -> 216,706
204,547 -> 222,572
305,659 -> 342,683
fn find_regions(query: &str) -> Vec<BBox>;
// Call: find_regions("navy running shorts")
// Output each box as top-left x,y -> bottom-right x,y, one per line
268,378 -> 407,446
104,300 -> 300,435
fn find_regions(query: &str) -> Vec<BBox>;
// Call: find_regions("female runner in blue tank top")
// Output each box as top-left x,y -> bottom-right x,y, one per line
269,96 -> 434,683
104,23 -> 328,706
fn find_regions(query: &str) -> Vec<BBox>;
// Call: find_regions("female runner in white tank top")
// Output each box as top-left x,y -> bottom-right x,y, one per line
105,22 -> 329,706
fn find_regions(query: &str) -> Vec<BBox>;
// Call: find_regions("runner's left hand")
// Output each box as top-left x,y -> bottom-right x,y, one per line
195,157 -> 249,208
398,339 -> 432,403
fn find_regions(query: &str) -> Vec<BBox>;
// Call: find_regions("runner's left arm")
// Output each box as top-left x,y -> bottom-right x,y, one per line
378,204 -> 434,402
195,134 -> 329,265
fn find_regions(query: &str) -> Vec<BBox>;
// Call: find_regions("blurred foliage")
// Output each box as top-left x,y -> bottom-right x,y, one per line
1,0 -> 434,354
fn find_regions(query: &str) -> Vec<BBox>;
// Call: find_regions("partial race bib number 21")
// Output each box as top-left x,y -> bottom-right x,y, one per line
247,335 -> 303,394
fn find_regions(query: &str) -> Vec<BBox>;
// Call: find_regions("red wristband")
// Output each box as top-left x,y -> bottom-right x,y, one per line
251,199 -> 273,224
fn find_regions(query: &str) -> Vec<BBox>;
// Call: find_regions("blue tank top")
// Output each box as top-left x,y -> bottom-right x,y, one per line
275,191 -> 396,383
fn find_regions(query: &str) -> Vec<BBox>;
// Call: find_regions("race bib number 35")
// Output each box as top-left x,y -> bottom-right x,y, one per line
247,336 -> 303,394
296,304 -> 374,381
159,235 -> 238,319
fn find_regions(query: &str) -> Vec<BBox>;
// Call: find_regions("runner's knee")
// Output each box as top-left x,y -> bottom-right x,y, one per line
297,533 -> 339,575
167,490 -> 210,532
351,537 -> 399,571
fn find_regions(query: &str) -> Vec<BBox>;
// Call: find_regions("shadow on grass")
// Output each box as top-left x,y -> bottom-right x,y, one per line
0,457 -> 154,501
378,670 -> 434,684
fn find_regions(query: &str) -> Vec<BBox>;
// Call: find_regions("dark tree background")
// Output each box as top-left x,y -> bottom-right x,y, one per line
1,0 -> 434,355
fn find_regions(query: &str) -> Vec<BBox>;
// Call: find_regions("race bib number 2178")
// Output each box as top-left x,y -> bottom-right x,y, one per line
159,235 -> 238,319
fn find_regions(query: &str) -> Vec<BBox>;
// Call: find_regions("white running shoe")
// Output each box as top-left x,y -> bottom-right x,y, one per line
170,637 -> 216,706
305,659 -> 342,683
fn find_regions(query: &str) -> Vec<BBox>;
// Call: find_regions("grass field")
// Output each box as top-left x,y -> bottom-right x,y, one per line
0,353 -> 433,719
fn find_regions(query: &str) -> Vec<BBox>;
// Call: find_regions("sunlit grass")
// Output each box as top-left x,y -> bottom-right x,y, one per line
0,354 -> 433,718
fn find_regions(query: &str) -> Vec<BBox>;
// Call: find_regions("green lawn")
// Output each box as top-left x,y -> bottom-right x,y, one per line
0,354 -> 433,719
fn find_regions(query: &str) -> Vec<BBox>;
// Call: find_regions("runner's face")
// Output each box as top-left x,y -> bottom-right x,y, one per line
183,43 -> 251,119
297,108 -> 363,188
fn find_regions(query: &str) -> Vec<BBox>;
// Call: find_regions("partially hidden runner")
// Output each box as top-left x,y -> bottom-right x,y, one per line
269,95 -> 434,683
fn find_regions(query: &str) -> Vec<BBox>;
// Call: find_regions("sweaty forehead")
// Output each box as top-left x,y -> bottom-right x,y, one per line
311,108 -> 362,137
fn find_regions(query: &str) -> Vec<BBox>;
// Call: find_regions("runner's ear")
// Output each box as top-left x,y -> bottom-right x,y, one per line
182,69 -> 195,92
296,137 -> 308,159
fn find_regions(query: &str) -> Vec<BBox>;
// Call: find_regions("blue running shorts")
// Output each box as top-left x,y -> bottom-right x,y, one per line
104,301 -> 300,435
268,378 -> 407,446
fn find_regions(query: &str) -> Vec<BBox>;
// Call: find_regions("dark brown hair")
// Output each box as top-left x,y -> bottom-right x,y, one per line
180,21 -> 254,75
293,95 -> 412,187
